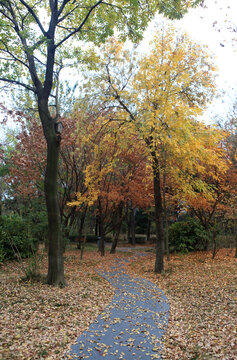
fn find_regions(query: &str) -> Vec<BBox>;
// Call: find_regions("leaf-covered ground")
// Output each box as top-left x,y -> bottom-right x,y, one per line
0,248 -> 116,360
128,248 -> 237,360
0,247 -> 236,359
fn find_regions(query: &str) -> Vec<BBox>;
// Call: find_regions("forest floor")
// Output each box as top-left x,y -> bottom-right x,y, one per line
0,245 -> 236,359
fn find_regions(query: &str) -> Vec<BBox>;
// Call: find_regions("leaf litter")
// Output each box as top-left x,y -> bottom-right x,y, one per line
127,248 -> 237,360
0,247 -> 236,359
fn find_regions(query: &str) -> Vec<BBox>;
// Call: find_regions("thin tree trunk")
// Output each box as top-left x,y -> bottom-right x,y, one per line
152,155 -> 165,273
110,205 -> 123,254
110,222 -> 122,254
212,230 -> 218,259
127,204 -> 131,243
235,221 -> 237,258
98,199 -> 105,256
77,208 -> 87,249
163,172 -> 170,261
131,207 -> 136,245
146,213 -> 151,243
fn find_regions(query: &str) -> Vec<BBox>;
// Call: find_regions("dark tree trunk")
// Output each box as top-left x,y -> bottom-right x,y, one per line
45,136 -> 65,286
212,229 -> 218,259
38,97 -> 65,286
235,223 -> 237,258
110,205 -> 123,254
131,207 -> 136,245
152,155 -> 165,273
98,199 -> 105,256
126,204 -> 131,243
77,208 -> 87,249
95,215 -> 99,237
110,223 -> 121,254
163,173 -> 170,261
146,213 -> 151,243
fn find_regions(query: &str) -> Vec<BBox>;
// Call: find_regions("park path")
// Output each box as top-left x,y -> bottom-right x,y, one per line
64,254 -> 169,360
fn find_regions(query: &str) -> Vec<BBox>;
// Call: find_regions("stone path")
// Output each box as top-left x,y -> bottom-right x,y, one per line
64,255 -> 169,360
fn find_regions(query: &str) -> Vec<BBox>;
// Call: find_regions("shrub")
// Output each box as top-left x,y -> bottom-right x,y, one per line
168,217 -> 209,253
0,214 -> 38,261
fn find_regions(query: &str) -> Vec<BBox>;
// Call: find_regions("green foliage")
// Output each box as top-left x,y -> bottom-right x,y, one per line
0,214 -> 38,261
25,199 -> 48,243
168,217 -> 209,253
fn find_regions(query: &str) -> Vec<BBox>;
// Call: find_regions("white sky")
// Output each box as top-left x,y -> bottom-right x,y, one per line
175,0 -> 237,121
140,0 -> 237,123
1,0 -> 237,134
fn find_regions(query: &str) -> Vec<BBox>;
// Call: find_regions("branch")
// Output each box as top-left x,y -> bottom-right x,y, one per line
55,0 -> 103,48
106,63 -> 136,122
58,3 -> 84,23
0,41 -> 30,70
18,0 -> 47,36
0,77 -> 36,93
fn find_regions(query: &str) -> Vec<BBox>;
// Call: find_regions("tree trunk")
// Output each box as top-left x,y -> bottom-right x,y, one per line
212,230 -> 218,259
110,222 -> 121,254
152,155 -> 165,273
77,208 -> 87,249
163,173 -> 170,262
45,136 -> 65,286
110,205 -> 123,254
146,214 -> 151,243
39,96 -> 65,286
131,207 -> 136,245
126,204 -> 131,243
98,198 -> 105,256
235,226 -> 237,258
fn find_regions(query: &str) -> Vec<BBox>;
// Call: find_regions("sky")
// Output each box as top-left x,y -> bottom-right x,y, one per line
140,0 -> 237,123
175,0 -> 237,122
1,0 -> 237,135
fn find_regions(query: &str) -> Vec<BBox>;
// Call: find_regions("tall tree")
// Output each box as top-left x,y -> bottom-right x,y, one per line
96,27 -> 216,272
0,0 -> 203,285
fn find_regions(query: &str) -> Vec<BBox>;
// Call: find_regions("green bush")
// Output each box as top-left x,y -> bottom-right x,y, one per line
0,214 -> 38,261
168,217 -> 209,253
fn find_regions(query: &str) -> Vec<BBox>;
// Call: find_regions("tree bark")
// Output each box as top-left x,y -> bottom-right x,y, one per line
110,205 -> 123,254
152,155 -> 165,273
146,213 -> 151,243
235,220 -> 237,258
77,208 -> 87,249
131,207 -> 136,245
39,98 -> 66,286
45,136 -> 65,285
98,198 -> 105,256
163,172 -> 170,261
126,203 -> 131,243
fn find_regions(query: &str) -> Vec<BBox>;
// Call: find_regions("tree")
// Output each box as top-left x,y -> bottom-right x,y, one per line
68,113 -> 153,255
97,27 -> 216,272
0,0 -> 202,285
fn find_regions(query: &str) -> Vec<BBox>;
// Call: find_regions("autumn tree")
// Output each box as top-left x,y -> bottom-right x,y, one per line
0,0 -> 203,285
92,26 -> 217,272
4,111 -> 97,242
215,98 -> 237,256
68,114 -> 153,255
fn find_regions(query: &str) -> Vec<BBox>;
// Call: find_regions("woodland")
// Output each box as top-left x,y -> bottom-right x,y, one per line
0,0 -> 236,359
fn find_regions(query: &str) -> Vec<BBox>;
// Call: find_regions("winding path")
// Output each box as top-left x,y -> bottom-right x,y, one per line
65,254 -> 169,360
